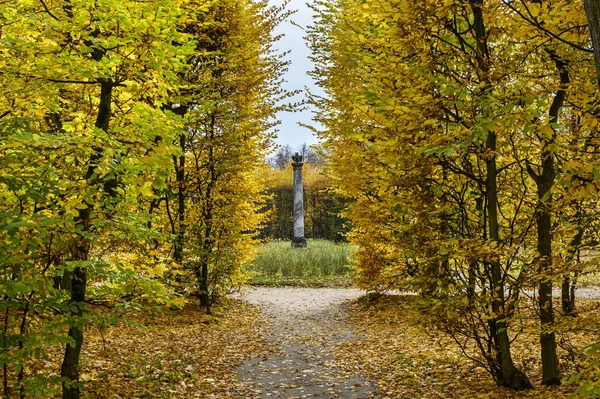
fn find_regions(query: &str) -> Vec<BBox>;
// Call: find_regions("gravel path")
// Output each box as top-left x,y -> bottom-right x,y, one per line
236,287 -> 379,399
552,287 -> 600,299
234,285 -> 600,398
516,287 -> 600,300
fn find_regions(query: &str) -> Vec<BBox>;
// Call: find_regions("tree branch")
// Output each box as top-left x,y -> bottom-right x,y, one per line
504,0 -> 593,53
39,0 -> 60,21
0,100 -> 15,119
48,79 -> 97,85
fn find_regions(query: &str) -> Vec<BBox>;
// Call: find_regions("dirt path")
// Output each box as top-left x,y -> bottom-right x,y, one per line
236,287 -> 379,399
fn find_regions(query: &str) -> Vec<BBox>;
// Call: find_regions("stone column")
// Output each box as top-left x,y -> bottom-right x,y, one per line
291,153 -> 307,247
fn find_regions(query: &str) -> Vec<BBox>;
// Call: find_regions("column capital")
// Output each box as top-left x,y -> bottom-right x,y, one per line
291,152 -> 303,163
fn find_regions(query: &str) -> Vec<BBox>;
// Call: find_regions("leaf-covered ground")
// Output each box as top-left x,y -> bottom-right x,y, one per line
236,287 -> 378,398
79,300 -> 272,399
335,294 -> 600,399
34,288 -> 597,398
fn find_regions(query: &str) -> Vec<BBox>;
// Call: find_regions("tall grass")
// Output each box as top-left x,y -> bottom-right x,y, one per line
246,239 -> 357,286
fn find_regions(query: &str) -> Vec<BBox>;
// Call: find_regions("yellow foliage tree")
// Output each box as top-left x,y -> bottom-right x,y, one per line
308,0 -> 599,390
0,0 -> 198,397
155,0 -> 294,313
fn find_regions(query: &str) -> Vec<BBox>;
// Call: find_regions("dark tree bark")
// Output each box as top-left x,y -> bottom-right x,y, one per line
199,138 -> 215,315
193,113 -> 217,315
173,134 -> 186,264
561,277 -> 574,313
198,256 -> 211,314
585,0 -> 600,87
538,52 -> 568,385
60,263 -> 87,399
486,132 -> 532,389
526,51 -> 569,386
61,80 -> 113,399
536,184 -> 560,385
562,225 -> 582,314
469,0 -> 532,389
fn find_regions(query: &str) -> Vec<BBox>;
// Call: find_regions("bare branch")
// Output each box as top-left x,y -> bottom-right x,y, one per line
39,0 -> 60,21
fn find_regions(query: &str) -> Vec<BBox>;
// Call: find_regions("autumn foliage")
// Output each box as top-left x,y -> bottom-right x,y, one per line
0,0 -> 289,397
308,0 -> 600,392
4,0 -> 600,396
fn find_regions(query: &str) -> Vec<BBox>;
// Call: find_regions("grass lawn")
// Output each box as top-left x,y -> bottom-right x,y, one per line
245,239 -> 357,287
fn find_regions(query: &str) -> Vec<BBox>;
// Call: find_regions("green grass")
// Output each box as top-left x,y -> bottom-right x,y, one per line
246,239 -> 357,287
575,272 -> 600,287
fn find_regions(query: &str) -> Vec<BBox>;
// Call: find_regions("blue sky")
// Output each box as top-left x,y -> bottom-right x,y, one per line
270,0 -> 322,149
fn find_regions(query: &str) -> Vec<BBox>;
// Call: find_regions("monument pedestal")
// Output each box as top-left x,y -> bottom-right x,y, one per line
291,237 -> 307,248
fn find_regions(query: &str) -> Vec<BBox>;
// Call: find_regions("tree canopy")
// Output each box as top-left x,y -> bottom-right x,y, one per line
2,0 -> 600,397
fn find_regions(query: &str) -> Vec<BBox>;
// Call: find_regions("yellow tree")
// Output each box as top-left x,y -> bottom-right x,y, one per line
0,1 -> 196,397
498,0 -> 596,384
159,0 -> 295,313
308,0 -> 598,389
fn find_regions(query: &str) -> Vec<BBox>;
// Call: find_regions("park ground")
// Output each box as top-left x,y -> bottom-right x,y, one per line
66,239 -> 600,398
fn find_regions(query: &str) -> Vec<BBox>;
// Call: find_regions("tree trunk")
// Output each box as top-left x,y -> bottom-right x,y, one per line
61,269 -> 73,293
561,277 -> 574,314
570,279 -> 577,310
536,153 -> 558,386
562,226 -> 582,314
60,264 -> 86,399
530,50 -> 568,386
468,0 -> 532,389
199,198 -> 212,315
467,262 -> 476,301
200,262 -> 210,314
173,134 -> 186,264
486,132 -> 532,390
61,80 -> 112,399
537,207 -> 559,385
585,0 -> 600,88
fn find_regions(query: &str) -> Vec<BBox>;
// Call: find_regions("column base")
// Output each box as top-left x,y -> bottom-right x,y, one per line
291,237 -> 307,248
